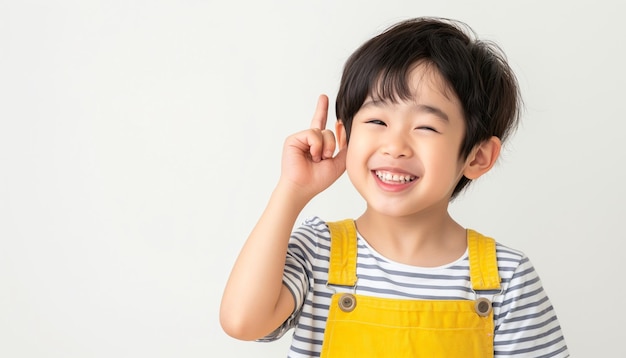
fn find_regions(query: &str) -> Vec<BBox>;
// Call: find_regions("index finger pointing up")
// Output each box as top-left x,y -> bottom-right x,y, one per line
310,94 -> 329,130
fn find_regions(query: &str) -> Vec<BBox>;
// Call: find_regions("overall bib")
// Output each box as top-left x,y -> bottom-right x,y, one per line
320,220 -> 500,358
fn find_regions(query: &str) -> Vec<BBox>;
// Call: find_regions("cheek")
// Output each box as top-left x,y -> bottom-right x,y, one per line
344,145 -> 362,175
423,144 -> 463,175
344,140 -> 374,184
345,134 -> 370,159
344,149 -> 363,195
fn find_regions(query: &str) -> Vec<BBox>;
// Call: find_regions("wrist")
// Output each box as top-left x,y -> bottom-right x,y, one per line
272,180 -> 315,210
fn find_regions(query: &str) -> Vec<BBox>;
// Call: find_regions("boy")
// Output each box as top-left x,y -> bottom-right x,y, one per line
220,17 -> 569,357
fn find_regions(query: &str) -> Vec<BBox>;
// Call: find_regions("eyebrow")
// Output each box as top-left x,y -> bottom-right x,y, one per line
413,104 -> 449,122
361,99 -> 450,122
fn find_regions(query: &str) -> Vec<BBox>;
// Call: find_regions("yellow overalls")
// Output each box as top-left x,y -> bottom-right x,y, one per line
320,219 -> 500,358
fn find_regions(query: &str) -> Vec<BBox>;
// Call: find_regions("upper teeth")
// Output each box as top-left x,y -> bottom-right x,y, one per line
376,171 -> 416,183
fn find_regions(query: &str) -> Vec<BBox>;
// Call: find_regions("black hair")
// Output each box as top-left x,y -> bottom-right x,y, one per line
335,17 -> 521,198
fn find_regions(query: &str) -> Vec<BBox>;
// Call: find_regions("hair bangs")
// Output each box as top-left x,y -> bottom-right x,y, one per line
370,61 -> 458,106
368,67 -> 413,105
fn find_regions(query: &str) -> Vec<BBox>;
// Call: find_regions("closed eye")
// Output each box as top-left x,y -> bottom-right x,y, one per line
416,126 -> 440,133
367,119 -> 387,126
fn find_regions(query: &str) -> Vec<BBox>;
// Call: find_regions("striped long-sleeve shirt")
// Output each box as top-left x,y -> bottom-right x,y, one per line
262,217 -> 569,357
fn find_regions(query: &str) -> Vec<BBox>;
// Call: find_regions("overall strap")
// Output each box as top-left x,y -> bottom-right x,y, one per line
326,222 -> 500,291
467,229 -> 501,291
326,219 -> 358,287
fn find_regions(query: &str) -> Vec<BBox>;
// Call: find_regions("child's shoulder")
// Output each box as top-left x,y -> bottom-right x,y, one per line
292,216 -> 356,248
298,216 -> 356,232
490,238 -> 537,282
468,228 -> 534,281
295,216 -> 332,236
289,216 -> 333,246
300,215 -> 330,228
471,228 -> 527,262
494,241 -> 527,262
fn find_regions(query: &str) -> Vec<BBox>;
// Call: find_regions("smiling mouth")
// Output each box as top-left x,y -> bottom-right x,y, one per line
375,170 -> 417,184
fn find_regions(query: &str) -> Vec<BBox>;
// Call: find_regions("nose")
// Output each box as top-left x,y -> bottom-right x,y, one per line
381,131 -> 413,158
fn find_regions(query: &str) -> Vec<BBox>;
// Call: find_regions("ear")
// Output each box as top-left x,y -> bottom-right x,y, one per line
463,136 -> 502,180
335,119 -> 348,149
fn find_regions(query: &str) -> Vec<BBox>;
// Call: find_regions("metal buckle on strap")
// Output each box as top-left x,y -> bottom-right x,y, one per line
326,279 -> 359,313
472,288 -> 503,317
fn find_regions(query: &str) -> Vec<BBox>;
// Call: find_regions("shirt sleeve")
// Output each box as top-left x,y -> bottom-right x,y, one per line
494,255 -> 569,357
257,220 -> 317,342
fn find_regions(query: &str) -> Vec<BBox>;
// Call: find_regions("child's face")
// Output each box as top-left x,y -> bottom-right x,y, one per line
344,64 -> 470,217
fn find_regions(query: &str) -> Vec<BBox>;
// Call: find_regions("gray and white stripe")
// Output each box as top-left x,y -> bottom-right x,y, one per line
263,216 -> 568,358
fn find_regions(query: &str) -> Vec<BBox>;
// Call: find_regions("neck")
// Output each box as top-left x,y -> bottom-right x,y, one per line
355,207 -> 467,267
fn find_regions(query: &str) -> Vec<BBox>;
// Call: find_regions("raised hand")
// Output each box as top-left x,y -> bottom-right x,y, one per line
278,94 -> 347,201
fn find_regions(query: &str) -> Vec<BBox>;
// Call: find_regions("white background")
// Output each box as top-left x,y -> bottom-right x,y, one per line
1,1 -> 624,357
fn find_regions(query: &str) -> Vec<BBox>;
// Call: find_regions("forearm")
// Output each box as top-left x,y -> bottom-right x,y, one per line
220,183 -> 310,340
